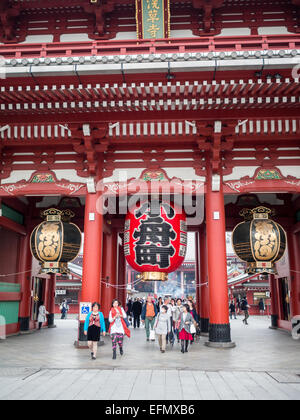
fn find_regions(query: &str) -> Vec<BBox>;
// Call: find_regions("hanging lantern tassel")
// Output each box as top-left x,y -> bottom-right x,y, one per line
30,208 -> 82,275
232,206 -> 287,274
124,200 -> 187,282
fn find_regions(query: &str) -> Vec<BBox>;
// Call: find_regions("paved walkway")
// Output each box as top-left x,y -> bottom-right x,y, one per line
0,316 -> 299,400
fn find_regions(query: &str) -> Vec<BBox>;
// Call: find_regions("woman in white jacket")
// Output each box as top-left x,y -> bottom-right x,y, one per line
109,299 -> 131,360
37,301 -> 49,330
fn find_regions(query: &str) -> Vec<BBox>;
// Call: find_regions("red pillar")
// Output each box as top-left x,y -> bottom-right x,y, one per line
118,233 -> 126,308
287,230 -> 300,318
77,192 -> 103,344
127,267 -> 132,289
199,225 -> 210,335
205,168 -> 235,347
101,231 -> 118,319
195,231 -> 201,315
269,274 -> 279,329
47,274 -> 56,328
18,233 -> 33,332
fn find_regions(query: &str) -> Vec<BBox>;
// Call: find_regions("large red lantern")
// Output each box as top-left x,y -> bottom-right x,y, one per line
124,201 -> 187,281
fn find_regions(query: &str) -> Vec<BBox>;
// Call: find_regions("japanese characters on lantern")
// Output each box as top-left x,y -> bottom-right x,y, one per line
124,201 -> 187,281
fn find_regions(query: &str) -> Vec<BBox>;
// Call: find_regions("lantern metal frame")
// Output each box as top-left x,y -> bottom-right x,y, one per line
231,206 -> 287,274
30,208 -> 82,275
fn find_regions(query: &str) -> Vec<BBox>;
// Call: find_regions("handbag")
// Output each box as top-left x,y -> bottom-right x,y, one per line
190,323 -> 196,334
149,329 -> 156,341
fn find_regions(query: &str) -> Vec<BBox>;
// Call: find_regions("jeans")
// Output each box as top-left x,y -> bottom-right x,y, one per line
145,317 -> 155,338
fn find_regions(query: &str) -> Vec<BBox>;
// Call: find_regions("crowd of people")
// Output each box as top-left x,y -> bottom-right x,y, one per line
54,294 -> 260,361
82,296 -> 200,360
127,296 -> 200,354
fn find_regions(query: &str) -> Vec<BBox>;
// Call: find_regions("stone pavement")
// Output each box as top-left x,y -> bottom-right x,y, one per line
0,316 -> 299,400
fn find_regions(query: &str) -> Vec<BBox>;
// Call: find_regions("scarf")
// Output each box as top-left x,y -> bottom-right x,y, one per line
109,307 -> 131,338
89,312 -> 100,328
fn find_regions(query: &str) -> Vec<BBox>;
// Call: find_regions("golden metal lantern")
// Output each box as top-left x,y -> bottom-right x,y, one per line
30,208 -> 82,274
232,206 -> 287,274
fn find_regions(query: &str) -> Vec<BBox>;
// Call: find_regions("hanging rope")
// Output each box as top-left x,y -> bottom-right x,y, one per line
100,277 -> 145,290
0,269 -> 32,278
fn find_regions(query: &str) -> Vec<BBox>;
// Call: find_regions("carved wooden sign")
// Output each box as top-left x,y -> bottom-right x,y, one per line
0,171 -> 86,197
225,167 -> 300,194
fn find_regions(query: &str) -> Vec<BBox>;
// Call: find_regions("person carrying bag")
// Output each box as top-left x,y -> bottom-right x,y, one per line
177,304 -> 194,353
141,296 -> 158,342
154,305 -> 171,353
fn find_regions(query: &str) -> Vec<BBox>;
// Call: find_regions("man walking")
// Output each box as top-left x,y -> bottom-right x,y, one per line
259,298 -> 265,316
229,301 -> 237,320
60,299 -> 69,320
241,297 -> 250,325
141,296 -> 158,341
132,298 -> 142,328
163,297 -> 173,344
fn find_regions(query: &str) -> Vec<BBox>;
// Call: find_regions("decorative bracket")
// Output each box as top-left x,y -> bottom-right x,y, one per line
196,120 -> 236,175
83,1 -> 116,38
0,148 -> 12,180
192,0 -> 224,34
0,1 -> 20,43
71,123 -> 109,179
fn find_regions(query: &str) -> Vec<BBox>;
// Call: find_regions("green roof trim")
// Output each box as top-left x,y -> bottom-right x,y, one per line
1,203 -> 24,225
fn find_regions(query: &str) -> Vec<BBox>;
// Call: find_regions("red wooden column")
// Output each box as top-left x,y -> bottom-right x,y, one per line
127,267 -> 132,290
18,233 -> 33,332
76,192 -> 104,345
205,166 -> 235,348
47,274 -> 56,328
269,274 -> 279,329
118,233 -> 126,308
199,224 -> 210,335
101,230 -> 118,320
195,231 -> 201,315
287,229 -> 300,318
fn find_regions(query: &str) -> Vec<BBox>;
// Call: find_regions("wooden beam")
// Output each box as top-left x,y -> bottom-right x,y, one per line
0,215 -> 26,235
0,107 -> 300,125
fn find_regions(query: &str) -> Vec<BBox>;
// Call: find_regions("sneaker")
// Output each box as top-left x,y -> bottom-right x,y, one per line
91,352 -> 94,359
161,350 -> 165,353
147,338 -> 150,342
92,356 -> 96,360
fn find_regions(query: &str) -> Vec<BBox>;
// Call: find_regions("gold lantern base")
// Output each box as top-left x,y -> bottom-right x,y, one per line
246,262 -> 276,275
41,262 -> 69,274
138,272 -> 168,282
